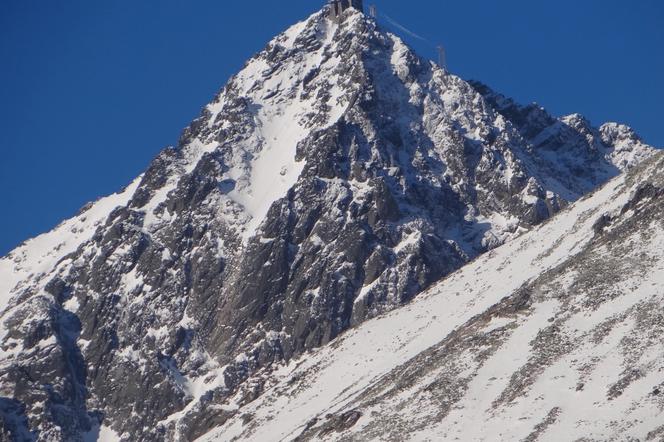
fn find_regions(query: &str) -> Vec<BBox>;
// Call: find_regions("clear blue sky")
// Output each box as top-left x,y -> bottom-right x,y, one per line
1,0 -> 662,256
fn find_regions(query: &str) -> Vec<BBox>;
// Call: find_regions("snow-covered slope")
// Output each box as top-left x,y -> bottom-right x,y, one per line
200,151 -> 664,442
0,5 -> 658,441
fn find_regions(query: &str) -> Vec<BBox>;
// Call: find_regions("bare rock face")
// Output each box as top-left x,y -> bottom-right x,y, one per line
0,7 -> 656,441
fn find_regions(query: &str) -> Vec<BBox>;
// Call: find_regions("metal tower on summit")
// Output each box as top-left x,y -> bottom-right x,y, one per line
328,0 -> 364,23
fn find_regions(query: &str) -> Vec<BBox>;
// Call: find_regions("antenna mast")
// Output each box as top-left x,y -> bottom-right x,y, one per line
437,45 -> 447,70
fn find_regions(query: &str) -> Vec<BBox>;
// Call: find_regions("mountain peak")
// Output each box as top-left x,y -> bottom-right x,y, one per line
0,7 -> 658,441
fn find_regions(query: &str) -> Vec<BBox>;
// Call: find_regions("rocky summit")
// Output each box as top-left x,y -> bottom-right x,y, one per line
0,5 -> 657,442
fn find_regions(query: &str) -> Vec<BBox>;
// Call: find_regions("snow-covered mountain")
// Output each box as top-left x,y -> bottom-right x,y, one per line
202,150 -> 664,442
0,5 -> 657,441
